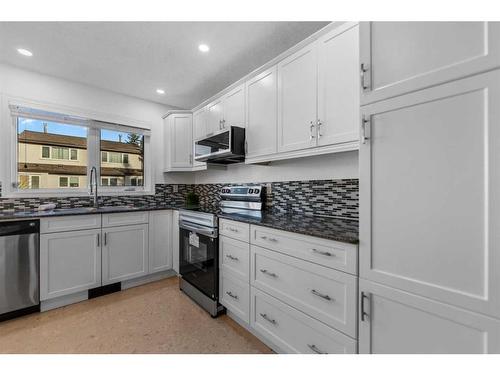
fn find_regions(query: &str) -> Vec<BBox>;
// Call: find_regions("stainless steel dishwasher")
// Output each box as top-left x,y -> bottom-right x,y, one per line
0,220 -> 40,321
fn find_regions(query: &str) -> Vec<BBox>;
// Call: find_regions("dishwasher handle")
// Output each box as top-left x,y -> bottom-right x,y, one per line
0,220 -> 39,236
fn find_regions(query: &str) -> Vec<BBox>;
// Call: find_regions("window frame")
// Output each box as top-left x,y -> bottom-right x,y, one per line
6,104 -> 152,198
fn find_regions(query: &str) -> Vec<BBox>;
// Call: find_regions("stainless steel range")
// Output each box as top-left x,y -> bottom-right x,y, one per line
178,185 -> 265,317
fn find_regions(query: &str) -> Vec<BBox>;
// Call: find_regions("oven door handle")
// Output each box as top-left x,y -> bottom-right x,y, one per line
179,222 -> 217,238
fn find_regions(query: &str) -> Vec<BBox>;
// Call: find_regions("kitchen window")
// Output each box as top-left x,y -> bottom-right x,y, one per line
8,105 -> 151,196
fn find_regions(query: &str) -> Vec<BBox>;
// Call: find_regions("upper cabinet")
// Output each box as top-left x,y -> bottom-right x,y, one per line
360,22 -> 500,105
193,107 -> 208,141
223,84 -> 245,128
246,66 -> 278,159
207,98 -> 224,135
278,43 -> 318,153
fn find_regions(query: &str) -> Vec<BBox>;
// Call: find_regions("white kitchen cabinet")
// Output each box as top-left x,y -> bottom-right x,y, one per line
220,235 -> 250,282
172,209 -> 180,274
102,211 -> 148,228
220,273 -> 250,324
193,107 -> 208,140
245,66 -> 278,159
317,24 -> 359,146
149,210 -> 173,274
40,229 -> 101,300
277,42 -> 317,153
164,112 -> 193,171
102,224 -> 149,285
40,214 -> 101,234
222,84 -> 245,128
359,70 -> 500,318
360,22 -> 500,105
358,279 -> 500,354
207,98 -> 224,134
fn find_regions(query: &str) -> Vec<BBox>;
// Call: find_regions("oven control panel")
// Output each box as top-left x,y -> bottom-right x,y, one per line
220,185 -> 265,199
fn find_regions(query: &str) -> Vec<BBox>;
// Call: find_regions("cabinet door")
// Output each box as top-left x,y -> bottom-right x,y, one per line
360,21 -> 500,105
359,70 -> 500,318
277,43 -> 318,152
102,224 -> 149,285
149,210 -> 172,273
246,66 -> 278,158
207,99 -> 224,134
222,84 -> 245,128
193,107 -> 208,140
170,114 -> 193,168
359,279 -> 500,354
172,210 -> 180,274
40,229 -> 101,300
317,23 -> 360,146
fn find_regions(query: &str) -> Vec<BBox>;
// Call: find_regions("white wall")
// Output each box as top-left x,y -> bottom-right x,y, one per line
193,151 -> 359,184
0,63 -> 194,188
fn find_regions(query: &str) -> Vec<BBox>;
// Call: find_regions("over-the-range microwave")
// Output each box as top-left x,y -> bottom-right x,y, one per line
194,126 -> 245,164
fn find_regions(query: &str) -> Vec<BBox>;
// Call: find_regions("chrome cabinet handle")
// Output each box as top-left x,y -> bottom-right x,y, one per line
308,344 -> 327,354
226,254 -> 239,261
311,248 -> 333,257
261,235 -> 278,242
361,116 -> 370,144
219,119 -> 222,129
260,313 -> 277,325
104,232 -> 107,246
228,227 -> 238,232
226,291 -> 238,300
260,269 -> 277,278
222,119 -> 226,128
309,121 -> 316,140
361,292 -> 370,322
316,119 -> 322,139
311,289 -> 333,301
360,63 -> 370,90
97,233 -> 100,247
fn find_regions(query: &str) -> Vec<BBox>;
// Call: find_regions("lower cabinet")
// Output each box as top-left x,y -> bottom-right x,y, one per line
251,287 -> 357,354
40,228 -> 102,301
149,210 -> 173,273
102,224 -> 149,285
359,279 -> 500,354
220,273 -> 250,324
172,209 -> 180,274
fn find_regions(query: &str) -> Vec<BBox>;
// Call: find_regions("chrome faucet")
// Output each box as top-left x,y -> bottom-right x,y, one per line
89,166 -> 99,208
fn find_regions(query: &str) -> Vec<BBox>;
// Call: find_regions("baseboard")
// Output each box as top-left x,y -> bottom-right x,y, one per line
121,269 -> 177,290
41,290 -> 88,312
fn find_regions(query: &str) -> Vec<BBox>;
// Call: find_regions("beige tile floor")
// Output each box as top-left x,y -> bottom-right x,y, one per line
0,277 -> 273,354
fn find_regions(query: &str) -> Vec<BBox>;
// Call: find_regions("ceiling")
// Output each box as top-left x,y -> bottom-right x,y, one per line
0,22 -> 329,109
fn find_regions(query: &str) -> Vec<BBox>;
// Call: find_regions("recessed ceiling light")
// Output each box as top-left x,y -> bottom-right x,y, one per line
17,48 -> 33,57
198,44 -> 210,53
156,89 -> 165,95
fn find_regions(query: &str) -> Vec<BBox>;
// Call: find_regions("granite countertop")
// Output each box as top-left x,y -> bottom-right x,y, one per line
0,204 -> 359,244
218,211 -> 359,244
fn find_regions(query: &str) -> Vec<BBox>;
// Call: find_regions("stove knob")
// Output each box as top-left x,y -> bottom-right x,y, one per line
248,188 -> 253,194
254,189 -> 260,194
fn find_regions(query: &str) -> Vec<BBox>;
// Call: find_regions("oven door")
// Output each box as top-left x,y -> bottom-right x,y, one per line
179,227 -> 218,300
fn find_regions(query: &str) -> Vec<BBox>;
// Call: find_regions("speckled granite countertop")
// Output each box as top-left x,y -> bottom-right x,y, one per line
1,204 -> 358,244
218,211 -> 359,244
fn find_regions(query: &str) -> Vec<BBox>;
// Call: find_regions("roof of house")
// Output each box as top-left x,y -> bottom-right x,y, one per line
18,130 -> 143,154
18,163 -> 143,177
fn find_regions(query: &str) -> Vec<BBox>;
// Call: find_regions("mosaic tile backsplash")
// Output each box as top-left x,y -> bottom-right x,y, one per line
0,179 -> 358,220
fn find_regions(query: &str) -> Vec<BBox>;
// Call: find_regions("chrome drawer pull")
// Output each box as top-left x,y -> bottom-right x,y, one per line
260,269 -> 278,278
228,227 -> 239,232
311,289 -> 333,301
260,235 -> 278,242
226,254 -> 239,261
311,248 -> 334,257
226,291 -> 238,300
260,313 -> 277,325
308,344 -> 327,354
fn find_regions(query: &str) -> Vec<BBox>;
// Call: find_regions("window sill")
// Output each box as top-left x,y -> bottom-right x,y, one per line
2,189 -> 154,199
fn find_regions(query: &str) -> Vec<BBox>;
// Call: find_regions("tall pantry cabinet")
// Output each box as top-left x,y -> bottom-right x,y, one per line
358,21 -> 500,354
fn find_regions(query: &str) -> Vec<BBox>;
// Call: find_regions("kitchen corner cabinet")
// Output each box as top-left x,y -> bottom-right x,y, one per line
149,210 -> 173,273
360,22 -> 500,105
359,70 -> 500,318
164,112 -> 194,171
358,279 -> 500,354
102,224 -> 149,285
245,66 -> 278,159
40,228 -> 102,301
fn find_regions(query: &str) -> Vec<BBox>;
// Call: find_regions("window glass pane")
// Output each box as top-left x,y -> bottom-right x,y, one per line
100,129 -> 144,187
17,117 -> 88,189
69,176 -> 79,187
59,177 -> 68,187
101,177 -> 109,186
41,146 -> 50,158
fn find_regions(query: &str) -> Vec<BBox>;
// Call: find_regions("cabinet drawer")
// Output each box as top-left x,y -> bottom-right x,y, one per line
251,287 -> 357,354
220,274 -> 250,324
251,245 -> 357,337
251,225 -> 357,275
220,236 -> 250,282
102,211 -> 149,227
40,214 -> 101,233
219,219 -> 250,242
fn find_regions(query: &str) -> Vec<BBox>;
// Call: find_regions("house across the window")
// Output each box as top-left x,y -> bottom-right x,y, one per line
17,117 -> 145,190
